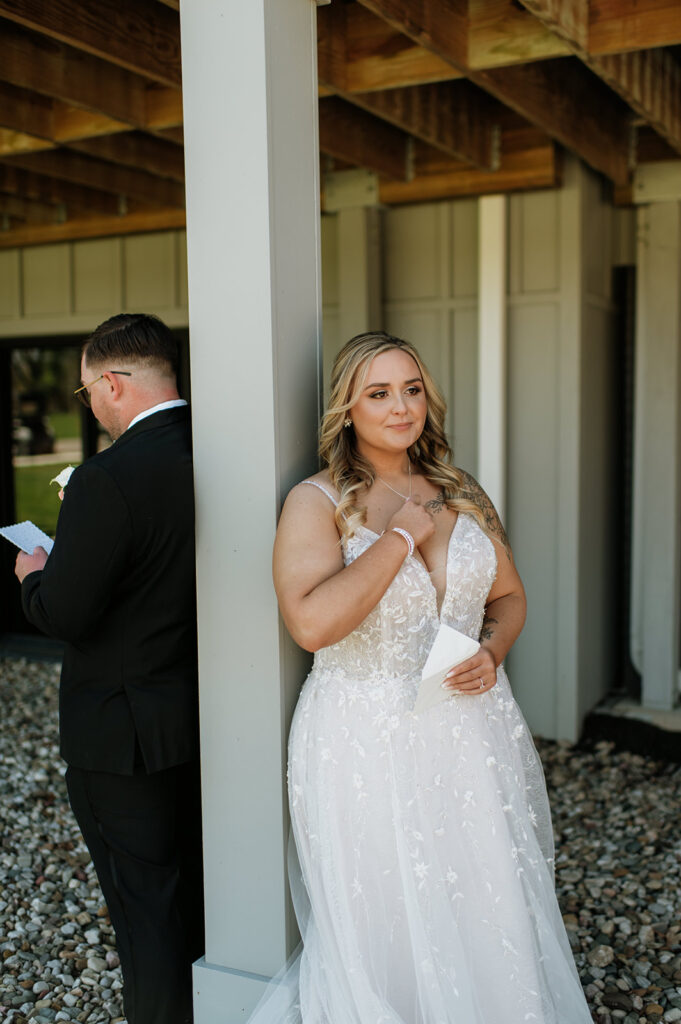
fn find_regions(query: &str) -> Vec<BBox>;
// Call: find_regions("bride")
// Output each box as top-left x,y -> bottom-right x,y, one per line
269,332 -> 592,1023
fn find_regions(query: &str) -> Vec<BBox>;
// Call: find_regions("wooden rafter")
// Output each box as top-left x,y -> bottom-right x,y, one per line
0,206 -> 185,248
348,82 -> 500,169
514,0 -> 681,156
589,0 -> 681,55
0,19 -> 147,127
317,3 -> 462,93
66,133 -> 185,183
0,163 -> 125,215
319,97 -> 410,181
0,0 -> 181,87
468,0 -> 571,69
0,192 -> 63,223
379,130 -> 559,203
2,149 -> 185,207
356,0 -> 631,184
354,0 -> 469,72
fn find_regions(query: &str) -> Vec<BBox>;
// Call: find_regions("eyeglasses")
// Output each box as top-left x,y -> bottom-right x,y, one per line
74,371 -> 132,407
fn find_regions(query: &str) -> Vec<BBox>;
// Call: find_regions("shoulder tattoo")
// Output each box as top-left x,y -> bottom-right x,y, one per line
458,471 -> 511,559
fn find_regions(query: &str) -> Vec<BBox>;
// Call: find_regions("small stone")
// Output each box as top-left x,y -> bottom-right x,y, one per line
589,946 -> 616,968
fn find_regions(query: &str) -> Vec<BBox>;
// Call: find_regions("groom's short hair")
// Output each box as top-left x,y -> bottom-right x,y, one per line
83,313 -> 178,378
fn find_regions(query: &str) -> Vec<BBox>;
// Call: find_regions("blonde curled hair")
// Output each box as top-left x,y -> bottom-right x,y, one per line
320,331 -> 499,544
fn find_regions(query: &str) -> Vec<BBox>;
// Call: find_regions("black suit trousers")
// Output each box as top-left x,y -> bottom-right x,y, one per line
65,759 -> 204,1024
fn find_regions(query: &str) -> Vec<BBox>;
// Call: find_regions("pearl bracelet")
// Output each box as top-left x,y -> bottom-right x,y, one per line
391,527 -> 415,558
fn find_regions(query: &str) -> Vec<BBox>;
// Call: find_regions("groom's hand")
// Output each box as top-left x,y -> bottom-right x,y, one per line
15,546 -> 48,583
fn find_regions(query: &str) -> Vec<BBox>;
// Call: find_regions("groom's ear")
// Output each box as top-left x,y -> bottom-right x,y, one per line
102,370 -> 126,401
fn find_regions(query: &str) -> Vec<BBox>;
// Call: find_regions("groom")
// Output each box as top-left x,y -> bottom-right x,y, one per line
15,313 -> 203,1024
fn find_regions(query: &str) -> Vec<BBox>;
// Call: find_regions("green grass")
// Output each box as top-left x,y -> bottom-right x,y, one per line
14,462 -> 79,537
48,411 -> 80,440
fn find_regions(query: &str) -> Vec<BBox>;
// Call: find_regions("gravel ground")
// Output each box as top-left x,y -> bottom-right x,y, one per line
1,656 -> 680,1024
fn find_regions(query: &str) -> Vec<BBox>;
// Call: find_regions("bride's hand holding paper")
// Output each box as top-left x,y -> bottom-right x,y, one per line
443,642 -> 497,694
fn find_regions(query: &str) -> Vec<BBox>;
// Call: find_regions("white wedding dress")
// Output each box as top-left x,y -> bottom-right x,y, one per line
251,484 -> 592,1024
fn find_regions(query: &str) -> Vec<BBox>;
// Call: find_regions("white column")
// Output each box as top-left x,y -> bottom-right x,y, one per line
179,2 -> 321,1020
632,202 -> 681,709
477,195 -> 507,521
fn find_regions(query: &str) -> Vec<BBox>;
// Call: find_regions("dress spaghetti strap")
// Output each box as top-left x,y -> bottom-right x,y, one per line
300,479 -> 339,508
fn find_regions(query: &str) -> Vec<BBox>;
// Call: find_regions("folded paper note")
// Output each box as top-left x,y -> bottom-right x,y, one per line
0,521 -> 54,556
413,622 -> 480,714
50,465 -> 75,489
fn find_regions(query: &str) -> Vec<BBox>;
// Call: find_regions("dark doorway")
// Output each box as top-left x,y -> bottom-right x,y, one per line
611,265 -> 640,699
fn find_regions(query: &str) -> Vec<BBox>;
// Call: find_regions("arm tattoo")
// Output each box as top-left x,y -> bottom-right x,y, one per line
458,470 -> 511,559
480,615 -> 499,642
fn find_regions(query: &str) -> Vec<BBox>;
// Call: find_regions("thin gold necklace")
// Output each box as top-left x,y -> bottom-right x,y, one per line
376,460 -> 412,501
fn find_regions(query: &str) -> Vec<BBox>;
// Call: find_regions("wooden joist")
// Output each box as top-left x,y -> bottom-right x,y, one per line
66,132 -> 185,183
0,0 -> 181,87
468,0 -> 571,69
0,162 -> 125,215
0,206 -> 185,248
0,192 -> 63,224
348,82 -> 500,170
515,0 -> 681,158
319,97 -> 410,181
354,0 -> 468,73
356,0 -> 631,185
589,0 -> 681,55
2,149 -> 185,207
317,3 -> 461,93
379,131 -> 559,204
0,19 -> 148,127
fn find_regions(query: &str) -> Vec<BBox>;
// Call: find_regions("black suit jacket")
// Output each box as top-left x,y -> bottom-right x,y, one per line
22,406 -> 198,775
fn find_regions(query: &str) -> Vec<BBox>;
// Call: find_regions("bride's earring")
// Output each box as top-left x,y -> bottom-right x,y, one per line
344,418 -> 352,428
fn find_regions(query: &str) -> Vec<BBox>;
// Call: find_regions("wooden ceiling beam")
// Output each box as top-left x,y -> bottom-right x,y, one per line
589,0 -> 681,55
515,0 -> 681,156
0,163 -> 124,215
0,80 -> 54,138
357,1 -> 630,184
473,59 -> 631,183
0,0 -> 181,88
152,126 -> 184,146
318,9 -> 496,169
355,0 -> 468,72
0,129 -> 53,157
349,81 -> 500,169
467,0 -> 571,69
379,132 -> 559,203
66,132 -> 185,183
594,50 -> 681,156
318,3 -> 462,93
0,19 -> 147,127
0,193 -> 63,224
1,149 -> 185,207
145,86 -> 183,130
0,206 -> 185,249
319,97 -> 410,181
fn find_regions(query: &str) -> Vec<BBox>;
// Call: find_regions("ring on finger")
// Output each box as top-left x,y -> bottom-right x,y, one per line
479,677 -> 484,689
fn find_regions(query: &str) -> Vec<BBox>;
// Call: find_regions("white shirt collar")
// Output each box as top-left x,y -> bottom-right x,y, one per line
125,399 -> 187,433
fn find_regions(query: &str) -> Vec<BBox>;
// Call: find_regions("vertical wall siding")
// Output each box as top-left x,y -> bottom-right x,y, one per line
0,231 -> 189,337
382,199 -> 479,475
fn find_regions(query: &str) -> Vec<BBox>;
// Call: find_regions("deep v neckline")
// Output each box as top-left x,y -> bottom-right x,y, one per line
359,513 -> 464,620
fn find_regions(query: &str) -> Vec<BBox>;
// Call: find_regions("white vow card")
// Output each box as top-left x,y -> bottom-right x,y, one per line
0,521 -> 54,556
413,622 -> 480,715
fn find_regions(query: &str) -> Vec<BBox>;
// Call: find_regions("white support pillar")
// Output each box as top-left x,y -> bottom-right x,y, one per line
632,202 -> 681,709
179,2 -> 321,1020
477,195 -> 508,522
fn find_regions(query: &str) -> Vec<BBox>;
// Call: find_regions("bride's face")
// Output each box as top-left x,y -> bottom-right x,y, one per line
348,349 -> 427,457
